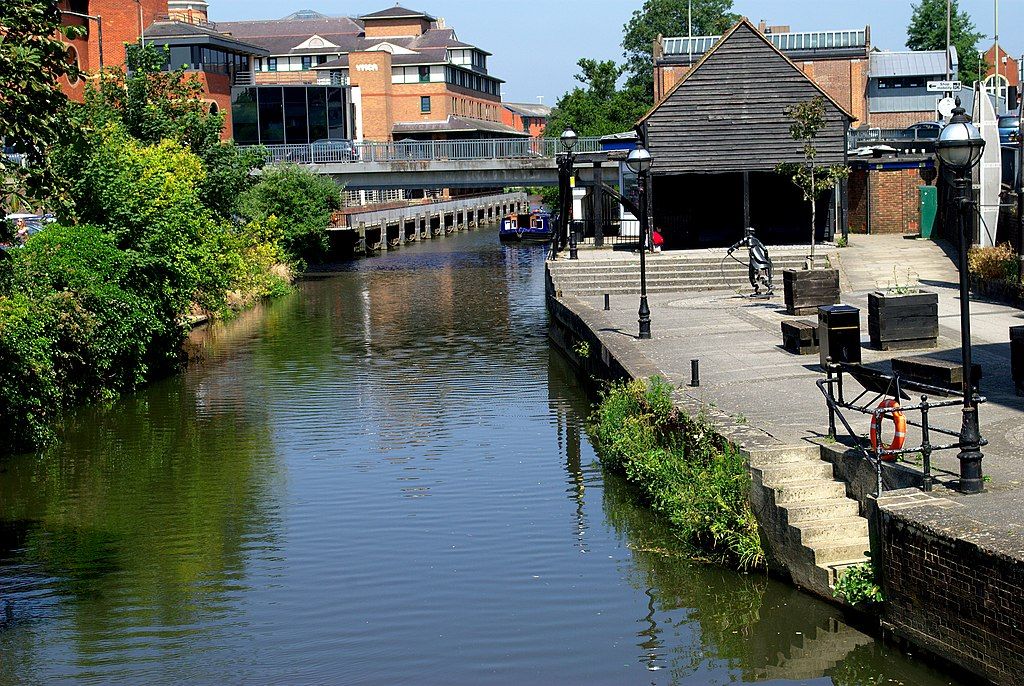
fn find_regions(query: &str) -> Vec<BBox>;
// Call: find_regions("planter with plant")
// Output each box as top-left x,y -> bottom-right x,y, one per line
868,268 -> 938,350
776,96 -> 849,316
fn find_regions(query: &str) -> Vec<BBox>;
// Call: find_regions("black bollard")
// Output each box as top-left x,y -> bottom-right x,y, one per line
604,293 -> 610,311
690,359 -> 700,387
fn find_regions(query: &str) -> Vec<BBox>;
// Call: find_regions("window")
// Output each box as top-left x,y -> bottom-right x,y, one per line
419,65 -> 430,83
302,56 -> 312,70
317,55 -> 328,65
268,57 -> 278,72
420,96 -> 431,113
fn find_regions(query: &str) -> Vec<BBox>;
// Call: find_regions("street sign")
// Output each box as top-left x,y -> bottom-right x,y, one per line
927,80 -> 962,92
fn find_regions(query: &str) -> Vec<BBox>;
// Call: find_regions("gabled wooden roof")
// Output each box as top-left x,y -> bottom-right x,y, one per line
638,18 -> 857,126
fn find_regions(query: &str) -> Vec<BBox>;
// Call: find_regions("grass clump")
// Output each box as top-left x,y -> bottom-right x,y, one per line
592,377 -> 764,570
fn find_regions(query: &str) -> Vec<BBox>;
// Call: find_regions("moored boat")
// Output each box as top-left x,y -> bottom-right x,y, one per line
499,211 -> 553,242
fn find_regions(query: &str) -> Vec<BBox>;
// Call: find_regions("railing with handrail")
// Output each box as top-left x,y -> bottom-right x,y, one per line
848,127 -> 939,150
249,137 -> 603,165
340,191 -> 527,229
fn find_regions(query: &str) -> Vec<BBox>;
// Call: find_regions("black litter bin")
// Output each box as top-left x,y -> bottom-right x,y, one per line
1011,326 -> 1024,396
819,304 -> 861,367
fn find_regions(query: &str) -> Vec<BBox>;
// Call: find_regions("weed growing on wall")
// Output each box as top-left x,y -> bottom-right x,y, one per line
833,560 -> 883,606
592,377 -> 764,569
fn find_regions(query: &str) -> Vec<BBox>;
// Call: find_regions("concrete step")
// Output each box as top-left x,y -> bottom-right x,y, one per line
783,498 -> 861,524
747,446 -> 823,469
772,478 -> 848,504
793,516 -> 870,546
548,260 -> 808,274
805,537 -> 872,566
755,461 -> 834,486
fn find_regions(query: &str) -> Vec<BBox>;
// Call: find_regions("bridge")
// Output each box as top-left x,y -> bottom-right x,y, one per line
246,137 -> 621,189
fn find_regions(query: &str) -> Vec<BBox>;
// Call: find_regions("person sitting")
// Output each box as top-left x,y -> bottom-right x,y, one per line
651,228 -> 664,253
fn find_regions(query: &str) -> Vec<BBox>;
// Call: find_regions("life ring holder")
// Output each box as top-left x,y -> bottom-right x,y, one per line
870,398 -> 906,461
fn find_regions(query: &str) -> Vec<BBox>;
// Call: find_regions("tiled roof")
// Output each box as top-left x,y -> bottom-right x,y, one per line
869,49 -> 953,78
145,20 -> 270,55
361,5 -> 436,21
503,102 -> 551,118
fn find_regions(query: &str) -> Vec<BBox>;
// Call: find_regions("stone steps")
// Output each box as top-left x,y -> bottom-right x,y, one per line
761,622 -> 873,681
749,444 -> 870,598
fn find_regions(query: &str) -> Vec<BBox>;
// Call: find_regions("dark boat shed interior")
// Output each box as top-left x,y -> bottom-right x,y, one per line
638,19 -> 854,250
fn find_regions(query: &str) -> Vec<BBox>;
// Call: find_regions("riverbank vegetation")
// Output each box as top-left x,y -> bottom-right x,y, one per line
591,377 -> 764,569
0,43 -> 340,453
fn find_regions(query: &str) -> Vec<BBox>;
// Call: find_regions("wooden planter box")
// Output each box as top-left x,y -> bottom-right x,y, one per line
868,291 -> 938,350
783,269 -> 840,316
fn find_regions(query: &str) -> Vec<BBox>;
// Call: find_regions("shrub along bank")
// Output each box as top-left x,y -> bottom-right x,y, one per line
0,46 -> 340,454
591,377 -> 765,570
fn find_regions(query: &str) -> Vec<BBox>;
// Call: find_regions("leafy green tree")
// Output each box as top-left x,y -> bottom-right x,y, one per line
622,0 -> 738,99
0,1 -> 85,232
906,0 -> 985,81
775,97 -> 850,267
546,59 -> 650,139
239,165 -> 342,263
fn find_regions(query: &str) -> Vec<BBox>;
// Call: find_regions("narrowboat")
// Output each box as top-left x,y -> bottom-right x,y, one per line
499,211 -> 553,242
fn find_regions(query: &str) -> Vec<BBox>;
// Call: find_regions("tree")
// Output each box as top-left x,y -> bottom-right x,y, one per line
622,0 -> 738,99
775,97 -> 850,268
546,59 -> 650,139
0,1 -> 85,230
906,0 -> 985,82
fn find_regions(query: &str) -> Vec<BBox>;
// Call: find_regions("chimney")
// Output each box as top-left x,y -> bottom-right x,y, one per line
758,19 -> 767,33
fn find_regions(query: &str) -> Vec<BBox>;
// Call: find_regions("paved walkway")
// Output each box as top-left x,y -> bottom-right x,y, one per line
560,234 -> 1024,542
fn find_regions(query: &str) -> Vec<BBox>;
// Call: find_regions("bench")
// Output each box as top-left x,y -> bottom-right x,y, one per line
781,319 -> 819,355
891,356 -> 983,394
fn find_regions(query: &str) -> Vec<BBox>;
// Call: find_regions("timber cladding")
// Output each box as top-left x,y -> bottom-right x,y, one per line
641,21 -> 852,175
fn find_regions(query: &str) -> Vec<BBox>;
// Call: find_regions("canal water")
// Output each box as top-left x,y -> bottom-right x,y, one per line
0,231 -> 964,685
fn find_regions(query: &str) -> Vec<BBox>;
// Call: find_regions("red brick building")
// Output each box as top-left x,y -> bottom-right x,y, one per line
982,43 -> 1020,110
501,103 -> 552,137
220,5 -> 525,143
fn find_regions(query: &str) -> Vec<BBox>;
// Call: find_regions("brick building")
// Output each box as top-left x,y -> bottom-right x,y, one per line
866,48 -> 955,129
501,103 -> 552,137
982,43 -> 1020,111
220,5 -> 525,142
848,157 -> 935,235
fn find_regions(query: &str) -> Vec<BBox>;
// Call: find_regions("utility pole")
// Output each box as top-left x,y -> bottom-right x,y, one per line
1018,53 -> 1023,276
994,0 -> 1000,110
687,0 -> 692,66
946,0 -> 951,82
62,11 -> 103,71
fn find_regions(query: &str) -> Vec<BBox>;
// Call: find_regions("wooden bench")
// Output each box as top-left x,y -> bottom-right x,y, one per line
781,319 -> 819,355
891,356 -> 983,394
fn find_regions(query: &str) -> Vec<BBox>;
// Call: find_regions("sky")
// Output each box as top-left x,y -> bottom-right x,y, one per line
210,0 -> 1024,105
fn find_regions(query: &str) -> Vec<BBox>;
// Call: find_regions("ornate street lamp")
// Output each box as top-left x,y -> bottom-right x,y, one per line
625,145 -> 653,340
560,128 -> 579,260
935,99 -> 986,494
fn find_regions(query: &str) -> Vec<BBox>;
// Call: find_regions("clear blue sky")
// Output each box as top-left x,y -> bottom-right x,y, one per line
210,0 -> 1023,104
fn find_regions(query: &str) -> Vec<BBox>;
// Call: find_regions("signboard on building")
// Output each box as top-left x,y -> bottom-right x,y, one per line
927,80 -> 961,92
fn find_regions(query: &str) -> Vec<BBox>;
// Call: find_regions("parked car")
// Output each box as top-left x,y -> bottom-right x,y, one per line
310,138 -> 359,162
998,114 -> 1021,145
902,121 -> 941,140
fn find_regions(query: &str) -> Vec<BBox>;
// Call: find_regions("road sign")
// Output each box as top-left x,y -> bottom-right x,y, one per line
927,80 -> 961,92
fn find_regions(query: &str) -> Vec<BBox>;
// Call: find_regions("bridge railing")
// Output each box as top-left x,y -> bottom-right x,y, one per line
251,137 -> 602,165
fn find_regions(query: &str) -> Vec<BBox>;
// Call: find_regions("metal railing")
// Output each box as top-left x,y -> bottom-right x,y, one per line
251,137 -> 602,165
817,360 -> 987,495
340,191 -> 527,229
848,127 -> 938,149
233,70 -> 255,86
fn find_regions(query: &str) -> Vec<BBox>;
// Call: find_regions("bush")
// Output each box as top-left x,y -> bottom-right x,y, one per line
239,164 -> 342,263
592,378 -> 764,569
833,560 -> 883,605
968,242 -> 1020,283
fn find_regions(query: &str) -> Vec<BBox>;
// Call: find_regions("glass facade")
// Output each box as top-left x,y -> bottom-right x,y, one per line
161,44 -> 250,75
232,86 -> 349,145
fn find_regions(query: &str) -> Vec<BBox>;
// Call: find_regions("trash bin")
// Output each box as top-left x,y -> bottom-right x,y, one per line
819,304 -> 862,367
919,185 -> 937,239
1011,325 -> 1024,396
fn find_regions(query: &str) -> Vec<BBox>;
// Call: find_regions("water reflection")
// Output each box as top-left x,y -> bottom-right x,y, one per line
0,232 -> 966,685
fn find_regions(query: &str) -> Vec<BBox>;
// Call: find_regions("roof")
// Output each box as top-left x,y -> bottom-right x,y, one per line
392,116 -> 530,137
662,27 -> 868,62
360,5 -> 436,21
145,20 -> 270,56
502,102 -> 552,118
869,49 -> 954,78
639,18 -> 856,125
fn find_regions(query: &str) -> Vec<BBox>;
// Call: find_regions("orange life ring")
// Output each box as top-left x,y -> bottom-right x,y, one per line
870,399 -> 906,461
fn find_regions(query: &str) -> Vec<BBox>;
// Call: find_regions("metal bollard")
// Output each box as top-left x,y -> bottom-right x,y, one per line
690,359 -> 700,387
604,293 -> 610,311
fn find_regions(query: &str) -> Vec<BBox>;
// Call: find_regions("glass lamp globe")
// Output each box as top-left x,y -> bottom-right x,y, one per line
936,107 -> 985,172
560,128 -> 578,151
625,146 -> 652,174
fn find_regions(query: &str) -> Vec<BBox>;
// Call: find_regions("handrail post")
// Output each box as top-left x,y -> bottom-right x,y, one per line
825,357 -> 836,439
921,395 -> 933,491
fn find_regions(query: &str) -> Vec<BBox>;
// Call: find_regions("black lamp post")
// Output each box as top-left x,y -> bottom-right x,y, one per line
935,100 -> 986,494
626,145 -> 653,340
559,128 -> 579,260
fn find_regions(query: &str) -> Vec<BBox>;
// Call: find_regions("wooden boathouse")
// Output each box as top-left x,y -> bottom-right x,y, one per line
637,19 -> 856,250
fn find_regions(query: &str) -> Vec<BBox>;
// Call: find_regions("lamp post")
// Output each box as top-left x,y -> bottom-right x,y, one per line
626,145 -> 653,340
62,11 -> 104,71
559,128 -> 578,260
935,100 -> 986,494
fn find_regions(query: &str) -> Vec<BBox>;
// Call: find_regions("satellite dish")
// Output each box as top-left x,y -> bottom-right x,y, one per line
938,97 -> 957,119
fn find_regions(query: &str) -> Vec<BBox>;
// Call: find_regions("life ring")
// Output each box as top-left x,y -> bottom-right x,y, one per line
870,399 -> 906,461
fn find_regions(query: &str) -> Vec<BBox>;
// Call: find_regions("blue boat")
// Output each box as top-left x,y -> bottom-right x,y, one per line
499,211 -> 553,242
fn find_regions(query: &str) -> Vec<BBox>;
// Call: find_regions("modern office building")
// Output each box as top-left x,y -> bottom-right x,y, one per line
219,5 -> 525,142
